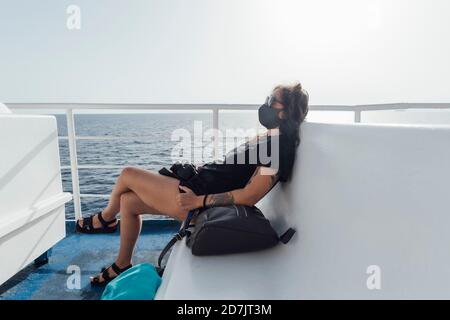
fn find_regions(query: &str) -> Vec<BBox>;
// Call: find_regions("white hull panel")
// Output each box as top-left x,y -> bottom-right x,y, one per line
0,205 -> 66,285
0,115 -> 71,286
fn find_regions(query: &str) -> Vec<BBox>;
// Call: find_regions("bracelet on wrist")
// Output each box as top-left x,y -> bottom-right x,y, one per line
203,194 -> 208,209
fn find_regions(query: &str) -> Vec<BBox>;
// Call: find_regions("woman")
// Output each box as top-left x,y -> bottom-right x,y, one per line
76,83 -> 309,285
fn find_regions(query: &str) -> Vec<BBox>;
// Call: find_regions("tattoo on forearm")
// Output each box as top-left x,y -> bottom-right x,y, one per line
205,192 -> 235,208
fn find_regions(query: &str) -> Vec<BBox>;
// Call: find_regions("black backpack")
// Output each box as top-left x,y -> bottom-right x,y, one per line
156,205 -> 296,276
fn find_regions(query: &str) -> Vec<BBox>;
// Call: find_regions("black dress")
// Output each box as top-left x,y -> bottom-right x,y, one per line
160,133 -> 295,195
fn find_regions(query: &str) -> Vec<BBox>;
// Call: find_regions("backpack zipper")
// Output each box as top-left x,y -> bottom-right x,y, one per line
232,205 -> 240,217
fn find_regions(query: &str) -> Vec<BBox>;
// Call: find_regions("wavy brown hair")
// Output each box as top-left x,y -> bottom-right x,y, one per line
272,83 -> 309,181
273,82 -> 309,147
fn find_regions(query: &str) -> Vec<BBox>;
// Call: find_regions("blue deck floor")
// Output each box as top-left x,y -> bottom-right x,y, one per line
0,220 -> 180,300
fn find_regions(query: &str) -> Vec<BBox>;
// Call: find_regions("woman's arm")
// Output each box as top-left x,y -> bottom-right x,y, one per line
176,167 -> 279,211
205,166 -> 278,207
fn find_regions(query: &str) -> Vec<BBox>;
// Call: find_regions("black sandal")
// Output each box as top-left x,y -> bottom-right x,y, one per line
76,211 -> 118,234
90,262 -> 132,287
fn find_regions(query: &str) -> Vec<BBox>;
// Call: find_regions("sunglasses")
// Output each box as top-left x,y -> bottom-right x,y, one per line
265,95 -> 284,109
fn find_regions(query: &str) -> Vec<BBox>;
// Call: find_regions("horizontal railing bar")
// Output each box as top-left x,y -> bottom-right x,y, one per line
79,194 -> 110,199
6,102 -> 450,112
313,103 -> 450,111
7,103 -> 259,110
64,217 -> 174,221
58,136 -> 141,140
57,136 -> 259,141
61,165 -> 156,170
352,103 -> 450,111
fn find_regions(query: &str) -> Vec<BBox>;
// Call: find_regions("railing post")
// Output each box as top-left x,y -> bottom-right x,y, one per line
212,107 -> 219,159
354,110 -> 362,123
66,109 -> 82,220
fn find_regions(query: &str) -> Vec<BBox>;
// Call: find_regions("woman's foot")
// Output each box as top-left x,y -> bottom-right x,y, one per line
76,211 -> 119,234
90,262 -> 132,287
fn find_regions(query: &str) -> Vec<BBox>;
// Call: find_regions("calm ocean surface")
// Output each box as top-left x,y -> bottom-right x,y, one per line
56,112 -> 261,219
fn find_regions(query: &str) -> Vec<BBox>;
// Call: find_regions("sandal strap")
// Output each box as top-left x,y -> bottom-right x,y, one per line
84,216 -> 93,232
111,262 -> 132,275
91,276 -> 100,284
97,211 -> 117,228
102,268 -> 112,281
93,264 -> 132,285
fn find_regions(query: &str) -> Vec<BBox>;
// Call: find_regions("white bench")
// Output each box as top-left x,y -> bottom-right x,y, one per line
0,114 -> 72,285
156,121 -> 450,299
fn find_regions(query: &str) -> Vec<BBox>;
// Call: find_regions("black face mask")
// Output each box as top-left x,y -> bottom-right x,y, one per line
258,96 -> 283,129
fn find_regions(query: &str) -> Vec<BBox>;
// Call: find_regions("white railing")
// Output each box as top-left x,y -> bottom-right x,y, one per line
6,102 -> 450,220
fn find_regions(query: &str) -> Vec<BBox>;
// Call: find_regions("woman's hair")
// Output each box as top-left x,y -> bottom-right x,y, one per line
272,83 -> 309,182
273,82 -> 309,146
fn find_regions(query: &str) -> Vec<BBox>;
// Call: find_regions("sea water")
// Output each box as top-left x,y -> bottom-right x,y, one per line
56,111 -> 261,219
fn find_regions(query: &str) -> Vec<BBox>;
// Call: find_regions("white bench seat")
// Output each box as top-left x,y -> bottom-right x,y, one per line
156,122 -> 450,299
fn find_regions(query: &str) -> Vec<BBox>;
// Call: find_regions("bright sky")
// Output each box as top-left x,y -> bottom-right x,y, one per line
1,0 -> 449,105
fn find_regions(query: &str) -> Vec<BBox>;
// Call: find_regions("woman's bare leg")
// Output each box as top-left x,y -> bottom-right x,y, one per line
115,191 -> 153,267
78,168 -> 132,228
79,167 -> 187,228
90,167 -> 191,282
92,191 -> 158,282
111,167 -> 188,218
101,173 -> 130,219
92,185 -> 188,283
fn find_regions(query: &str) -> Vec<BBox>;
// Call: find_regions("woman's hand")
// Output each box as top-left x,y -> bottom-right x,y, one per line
176,186 -> 203,211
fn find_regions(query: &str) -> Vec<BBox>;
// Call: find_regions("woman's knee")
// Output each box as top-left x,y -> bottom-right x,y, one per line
120,167 -> 156,185
120,166 -> 139,180
119,191 -> 139,213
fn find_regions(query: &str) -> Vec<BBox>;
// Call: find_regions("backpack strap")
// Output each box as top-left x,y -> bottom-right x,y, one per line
156,229 -> 190,276
279,228 -> 296,244
156,209 -> 198,277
